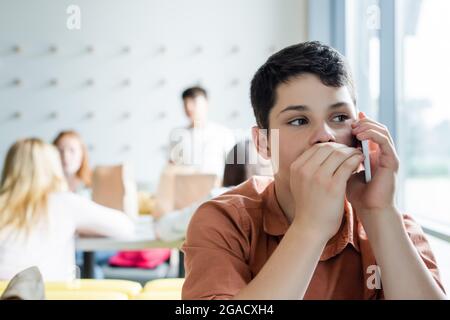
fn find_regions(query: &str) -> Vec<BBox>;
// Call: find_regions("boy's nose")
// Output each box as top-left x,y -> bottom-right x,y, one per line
310,124 -> 336,145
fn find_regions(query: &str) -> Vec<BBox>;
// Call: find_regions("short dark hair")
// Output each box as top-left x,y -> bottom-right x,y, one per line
181,86 -> 208,100
250,41 -> 356,129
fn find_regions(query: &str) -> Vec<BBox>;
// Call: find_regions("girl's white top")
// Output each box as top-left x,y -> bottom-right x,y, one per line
0,192 -> 134,281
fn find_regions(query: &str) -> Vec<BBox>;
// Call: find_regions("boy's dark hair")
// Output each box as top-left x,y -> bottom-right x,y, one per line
250,41 -> 356,129
182,86 -> 208,100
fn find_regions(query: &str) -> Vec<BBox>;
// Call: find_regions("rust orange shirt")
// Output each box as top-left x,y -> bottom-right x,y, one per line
182,176 -> 444,300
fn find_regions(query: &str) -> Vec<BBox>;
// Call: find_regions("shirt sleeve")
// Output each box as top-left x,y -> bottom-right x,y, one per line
181,200 -> 252,300
402,214 -> 446,294
68,193 -> 135,239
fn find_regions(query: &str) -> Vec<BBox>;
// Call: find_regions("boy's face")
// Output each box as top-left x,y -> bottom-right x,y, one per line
264,73 -> 357,185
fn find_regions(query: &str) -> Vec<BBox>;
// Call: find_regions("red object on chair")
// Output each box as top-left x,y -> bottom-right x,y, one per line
109,249 -> 171,269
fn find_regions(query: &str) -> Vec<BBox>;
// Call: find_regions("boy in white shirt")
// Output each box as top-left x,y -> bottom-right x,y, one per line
168,86 -> 235,179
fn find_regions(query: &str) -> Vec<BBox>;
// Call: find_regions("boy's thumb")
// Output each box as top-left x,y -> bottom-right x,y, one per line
359,111 -> 366,120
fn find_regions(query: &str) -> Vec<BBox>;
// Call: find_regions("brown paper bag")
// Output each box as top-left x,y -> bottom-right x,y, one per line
173,173 -> 219,210
155,164 -> 219,213
92,163 -> 138,219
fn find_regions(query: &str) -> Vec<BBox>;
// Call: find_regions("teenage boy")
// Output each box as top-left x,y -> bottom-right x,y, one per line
181,42 -> 446,300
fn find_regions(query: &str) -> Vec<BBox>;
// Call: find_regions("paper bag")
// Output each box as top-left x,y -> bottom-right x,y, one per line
155,164 -> 219,213
92,163 -> 138,220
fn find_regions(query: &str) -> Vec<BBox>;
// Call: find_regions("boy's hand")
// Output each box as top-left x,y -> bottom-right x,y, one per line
347,112 -> 400,216
290,142 -> 364,241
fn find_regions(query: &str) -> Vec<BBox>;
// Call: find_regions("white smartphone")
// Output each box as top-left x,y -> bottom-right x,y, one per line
354,108 -> 372,183
361,140 -> 372,183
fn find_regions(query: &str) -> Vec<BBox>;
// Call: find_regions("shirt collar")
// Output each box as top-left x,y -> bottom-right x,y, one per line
263,181 -> 360,261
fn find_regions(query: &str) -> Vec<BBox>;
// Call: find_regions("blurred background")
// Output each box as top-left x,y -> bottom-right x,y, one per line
0,0 -> 448,293
0,0 -> 307,189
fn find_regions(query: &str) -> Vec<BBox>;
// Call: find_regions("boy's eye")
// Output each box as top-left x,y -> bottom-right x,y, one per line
288,118 -> 308,126
332,114 -> 350,123
288,115 -> 349,126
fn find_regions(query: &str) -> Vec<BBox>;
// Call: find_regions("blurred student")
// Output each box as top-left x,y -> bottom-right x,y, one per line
168,86 -> 235,179
0,138 -> 134,281
53,130 -> 91,197
53,130 -> 120,278
154,139 -> 272,242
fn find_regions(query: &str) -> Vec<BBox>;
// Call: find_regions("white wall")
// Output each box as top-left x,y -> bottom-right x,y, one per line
0,0 -> 308,190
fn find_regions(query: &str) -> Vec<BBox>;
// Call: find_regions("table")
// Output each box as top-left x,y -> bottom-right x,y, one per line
75,216 -> 185,278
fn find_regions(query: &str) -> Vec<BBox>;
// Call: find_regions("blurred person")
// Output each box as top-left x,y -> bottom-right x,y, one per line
53,130 -> 126,278
53,130 -> 91,197
168,86 -> 235,179
0,138 -> 134,281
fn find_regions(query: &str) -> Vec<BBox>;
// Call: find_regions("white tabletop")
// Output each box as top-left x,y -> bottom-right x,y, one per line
75,216 -> 184,251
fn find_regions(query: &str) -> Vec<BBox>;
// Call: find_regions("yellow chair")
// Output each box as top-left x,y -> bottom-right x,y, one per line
133,291 -> 181,300
0,281 -> 9,295
44,279 -> 142,298
143,278 -> 185,292
46,290 -> 128,300
1,279 -> 140,300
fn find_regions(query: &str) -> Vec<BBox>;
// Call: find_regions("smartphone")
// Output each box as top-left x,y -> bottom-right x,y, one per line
352,137 -> 372,184
361,140 -> 372,183
353,109 -> 372,183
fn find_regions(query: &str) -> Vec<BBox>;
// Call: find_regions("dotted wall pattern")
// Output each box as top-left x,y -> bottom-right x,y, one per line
0,0 -> 307,189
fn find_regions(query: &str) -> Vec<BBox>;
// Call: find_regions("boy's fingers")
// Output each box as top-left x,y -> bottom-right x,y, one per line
353,113 -> 384,129
291,143 -> 345,170
355,129 -> 398,159
291,144 -> 322,169
302,144 -> 350,175
352,121 -> 394,145
333,153 -> 364,186
319,147 -> 362,178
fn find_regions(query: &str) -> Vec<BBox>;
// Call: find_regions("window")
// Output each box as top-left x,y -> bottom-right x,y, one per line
397,0 -> 450,226
345,0 -> 450,227
311,0 -> 450,292
346,0 -> 381,120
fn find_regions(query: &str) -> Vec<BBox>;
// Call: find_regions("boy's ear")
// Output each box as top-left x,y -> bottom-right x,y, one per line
252,126 -> 271,160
